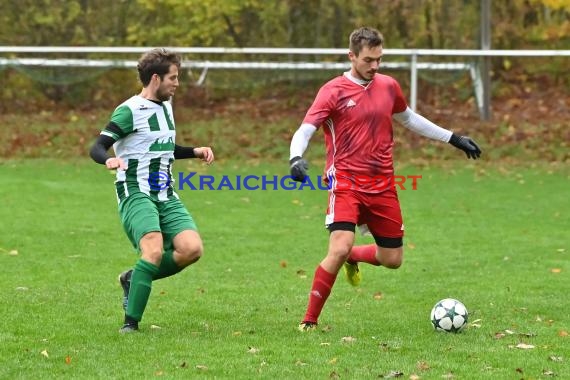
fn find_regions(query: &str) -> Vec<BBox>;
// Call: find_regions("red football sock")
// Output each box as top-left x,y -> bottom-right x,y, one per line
302,265 -> 337,324
347,244 -> 380,265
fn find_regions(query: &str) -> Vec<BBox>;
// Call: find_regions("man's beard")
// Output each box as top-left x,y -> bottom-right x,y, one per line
156,89 -> 171,102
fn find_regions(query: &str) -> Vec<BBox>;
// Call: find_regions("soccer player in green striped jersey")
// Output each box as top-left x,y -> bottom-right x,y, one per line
90,48 -> 214,333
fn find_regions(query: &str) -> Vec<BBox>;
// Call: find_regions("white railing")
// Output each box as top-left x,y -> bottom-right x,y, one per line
1,47 -> 568,118
1,46 -> 569,56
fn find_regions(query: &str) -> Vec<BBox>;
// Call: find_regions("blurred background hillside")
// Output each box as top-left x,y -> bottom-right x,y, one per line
0,0 -> 568,162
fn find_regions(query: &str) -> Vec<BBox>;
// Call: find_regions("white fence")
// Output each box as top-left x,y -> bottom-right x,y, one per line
1,47 -> 569,119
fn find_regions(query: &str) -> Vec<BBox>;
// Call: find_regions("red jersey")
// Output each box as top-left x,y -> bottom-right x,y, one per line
303,73 -> 407,192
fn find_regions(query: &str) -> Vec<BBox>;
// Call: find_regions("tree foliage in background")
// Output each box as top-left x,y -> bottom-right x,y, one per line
0,0 -> 568,108
1,0 -> 568,48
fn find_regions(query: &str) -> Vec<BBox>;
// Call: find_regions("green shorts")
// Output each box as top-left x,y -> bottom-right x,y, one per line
119,193 -> 197,253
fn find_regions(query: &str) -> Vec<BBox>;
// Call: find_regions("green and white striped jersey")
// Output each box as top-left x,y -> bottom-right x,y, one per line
101,95 -> 178,203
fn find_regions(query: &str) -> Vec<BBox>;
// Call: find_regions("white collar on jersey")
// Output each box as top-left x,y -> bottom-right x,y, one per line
343,71 -> 372,86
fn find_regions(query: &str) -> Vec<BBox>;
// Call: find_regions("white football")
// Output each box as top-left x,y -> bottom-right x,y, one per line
430,298 -> 468,333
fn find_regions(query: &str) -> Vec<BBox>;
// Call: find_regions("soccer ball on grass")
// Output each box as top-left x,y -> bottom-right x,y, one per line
430,298 -> 468,333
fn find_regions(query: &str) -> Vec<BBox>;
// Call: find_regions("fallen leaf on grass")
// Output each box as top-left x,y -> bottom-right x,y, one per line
373,292 -> 383,300
469,319 -> 482,328
195,365 -> 208,371
65,356 -> 71,364
550,268 -> 562,273
409,375 -> 421,380
382,370 -> 403,378
328,357 -> 338,364
543,370 -> 556,376
442,372 -> 454,379
279,260 -> 287,268
295,360 -> 307,366
558,330 -> 568,337
150,325 -> 161,330
494,332 -> 506,339
549,356 -> 563,362
40,350 -> 48,358
329,370 -> 340,379
9,250 -> 19,256
416,361 -> 430,371
379,342 -> 390,351
296,270 -> 307,279
515,343 -> 535,349
247,346 -> 260,354
340,336 -> 356,343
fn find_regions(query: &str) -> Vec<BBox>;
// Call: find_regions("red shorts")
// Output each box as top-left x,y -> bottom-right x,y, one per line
325,188 -> 404,238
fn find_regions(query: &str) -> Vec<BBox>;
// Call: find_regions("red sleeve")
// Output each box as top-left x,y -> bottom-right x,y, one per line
302,84 -> 337,129
391,79 -> 408,114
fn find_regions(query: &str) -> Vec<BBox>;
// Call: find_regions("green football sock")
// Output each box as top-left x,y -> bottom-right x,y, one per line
126,259 -> 160,321
153,249 -> 182,280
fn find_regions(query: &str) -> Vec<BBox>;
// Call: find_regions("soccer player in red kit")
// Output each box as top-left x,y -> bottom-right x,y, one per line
289,27 -> 481,332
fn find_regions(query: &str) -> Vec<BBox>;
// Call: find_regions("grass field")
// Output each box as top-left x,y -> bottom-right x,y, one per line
0,158 -> 568,379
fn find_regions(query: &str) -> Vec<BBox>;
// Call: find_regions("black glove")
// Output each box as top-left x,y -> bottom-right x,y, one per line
449,134 -> 482,159
290,156 -> 309,182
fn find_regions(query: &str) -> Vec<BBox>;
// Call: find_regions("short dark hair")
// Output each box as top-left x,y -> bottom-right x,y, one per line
137,48 -> 182,86
349,27 -> 384,56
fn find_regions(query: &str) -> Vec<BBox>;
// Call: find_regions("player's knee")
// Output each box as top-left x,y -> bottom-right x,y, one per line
176,240 -> 203,266
172,230 -> 204,266
384,256 -> 403,269
378,247 -> 403,269
328,230 -> 355,261
333,251 -> 351,262
328,243 -> 353,262
139,232 -> 164,265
